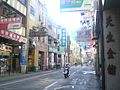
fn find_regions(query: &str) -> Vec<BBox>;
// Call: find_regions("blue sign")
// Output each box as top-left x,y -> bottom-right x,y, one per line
61,28 -> 66,47
20,45 -> 26,65
30,5 -> 35,16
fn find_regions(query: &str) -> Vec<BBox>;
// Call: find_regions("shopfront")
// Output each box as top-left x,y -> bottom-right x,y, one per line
0,30 -> 27,75
0,0 -> 27,75
48,45 -> 58,69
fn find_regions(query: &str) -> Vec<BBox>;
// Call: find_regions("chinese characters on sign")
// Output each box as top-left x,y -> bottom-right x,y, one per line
107,64 -> 116,75
106,16 -> 114,28
106,16 -> 116,75
107,48 -> 116,59
61,28 -> 66,47
106,32 -> 115,43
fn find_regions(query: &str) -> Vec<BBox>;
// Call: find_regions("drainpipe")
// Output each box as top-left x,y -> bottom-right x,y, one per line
99,0 -> 105,89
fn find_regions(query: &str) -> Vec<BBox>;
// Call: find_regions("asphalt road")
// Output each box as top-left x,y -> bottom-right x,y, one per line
0,65 -> 101,90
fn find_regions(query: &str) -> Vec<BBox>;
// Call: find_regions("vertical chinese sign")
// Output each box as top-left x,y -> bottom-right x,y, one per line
20,45 -> 27,65
103,9 -> 120,90
61,28 -> 67,47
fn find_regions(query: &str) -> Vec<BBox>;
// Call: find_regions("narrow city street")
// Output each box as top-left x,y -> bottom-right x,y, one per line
0,65 -> 101,90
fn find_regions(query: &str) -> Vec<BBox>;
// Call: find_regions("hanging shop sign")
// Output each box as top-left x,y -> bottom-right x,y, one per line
0,17 -> 22,29
61,28 -> 66,47
60,0 -> 93,12
76,29 -> 91,42
20,45 -> 27,65
0,30 -> 27,43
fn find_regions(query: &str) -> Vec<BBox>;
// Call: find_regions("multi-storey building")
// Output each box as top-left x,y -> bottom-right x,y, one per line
47,17 -> 58,69
70,39 -> 81,65
0,0 -> 27,74
28,0 -> 59,71
28,0 -> 48,71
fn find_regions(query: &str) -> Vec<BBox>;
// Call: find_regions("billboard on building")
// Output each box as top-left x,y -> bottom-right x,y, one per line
0,17 -> 22,29
60,0 -> 93,12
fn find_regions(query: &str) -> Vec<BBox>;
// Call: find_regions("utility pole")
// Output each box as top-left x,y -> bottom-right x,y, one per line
99,0 -> 105,89
67,35 -> 70,63
25,0 -> 30,73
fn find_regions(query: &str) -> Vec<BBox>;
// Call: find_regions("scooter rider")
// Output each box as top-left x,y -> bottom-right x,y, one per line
64,64 -> 70,75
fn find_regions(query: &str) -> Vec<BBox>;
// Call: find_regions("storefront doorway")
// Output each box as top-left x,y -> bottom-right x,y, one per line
38,51 -> 44,70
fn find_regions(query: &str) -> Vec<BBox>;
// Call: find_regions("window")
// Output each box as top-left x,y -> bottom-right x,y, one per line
18,0 -> 27,6
39,15 -> 41,21
58,34 -> 60,39
42,37 -> 45,43
48,40 -> 52,44
30,5 -> 35,16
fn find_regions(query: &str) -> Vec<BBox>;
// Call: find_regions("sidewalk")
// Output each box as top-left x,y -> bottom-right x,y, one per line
0,69 -> 59,82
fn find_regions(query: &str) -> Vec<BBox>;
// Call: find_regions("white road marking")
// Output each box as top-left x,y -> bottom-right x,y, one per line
0,71 -> 59,87
72,86 -> 74,88
82,71 -> 95,74
44,81 -> 58,90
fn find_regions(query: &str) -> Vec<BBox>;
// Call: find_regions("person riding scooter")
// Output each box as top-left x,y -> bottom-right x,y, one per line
63,64 -> 70,78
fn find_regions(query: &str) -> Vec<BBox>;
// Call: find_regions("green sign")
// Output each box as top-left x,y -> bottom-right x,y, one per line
60,0 -> 92,12
60,0 -> 83,8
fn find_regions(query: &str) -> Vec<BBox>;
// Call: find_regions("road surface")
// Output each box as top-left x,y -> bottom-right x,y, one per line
0,65 -> 101,90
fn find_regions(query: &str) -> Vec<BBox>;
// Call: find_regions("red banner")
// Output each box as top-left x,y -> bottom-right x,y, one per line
0,22 -> 8,30
0,17 -> 22,29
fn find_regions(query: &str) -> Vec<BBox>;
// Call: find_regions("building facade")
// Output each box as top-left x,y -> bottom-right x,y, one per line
0,0 -> 27,74
93,0 -> 120,90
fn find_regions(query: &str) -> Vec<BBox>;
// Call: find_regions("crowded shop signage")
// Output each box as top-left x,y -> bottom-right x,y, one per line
0,30 -> 27,43
0,17 -> 22,30
104,14 -> 116,75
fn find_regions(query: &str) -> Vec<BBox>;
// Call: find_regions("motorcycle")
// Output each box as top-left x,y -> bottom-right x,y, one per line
63,68 -> 69,78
